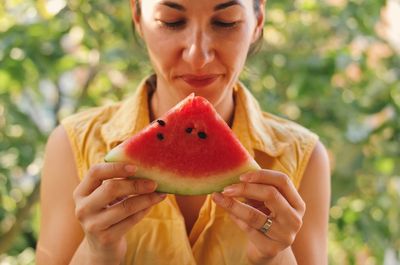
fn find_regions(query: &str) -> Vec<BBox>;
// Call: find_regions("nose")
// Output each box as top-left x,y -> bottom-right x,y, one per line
182,29 -> 214,70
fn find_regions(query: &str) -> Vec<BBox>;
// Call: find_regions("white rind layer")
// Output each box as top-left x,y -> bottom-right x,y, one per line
135,159 -> 260,195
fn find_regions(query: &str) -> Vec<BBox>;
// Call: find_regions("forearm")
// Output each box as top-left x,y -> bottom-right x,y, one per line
249,247 -> 297,265
69,238 -> 123,265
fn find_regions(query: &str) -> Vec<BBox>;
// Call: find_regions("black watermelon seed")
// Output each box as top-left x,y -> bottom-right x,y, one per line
157,120 -> 166,126
157,133 -> 164,141
185,127 -> 193,134
198,132 -> 207,139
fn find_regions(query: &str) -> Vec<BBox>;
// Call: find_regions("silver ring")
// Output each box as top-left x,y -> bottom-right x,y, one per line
259,217 -> 273,235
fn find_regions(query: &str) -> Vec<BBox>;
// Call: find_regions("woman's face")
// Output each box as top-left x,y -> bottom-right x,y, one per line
133,0 -> 264,103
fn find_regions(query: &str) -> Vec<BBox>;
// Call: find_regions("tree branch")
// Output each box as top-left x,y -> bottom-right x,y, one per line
0,178 -> 41,254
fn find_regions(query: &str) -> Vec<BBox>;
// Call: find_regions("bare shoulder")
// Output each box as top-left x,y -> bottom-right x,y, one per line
36,125 -> 84,264
307,140 -> 330,173
41,125 -> 81,192
46,125 -> 74,159
292,140 -> 331,265
300,140 -> 331,212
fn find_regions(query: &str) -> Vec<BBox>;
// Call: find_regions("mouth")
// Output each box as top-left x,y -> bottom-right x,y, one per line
180,74 -> 220,88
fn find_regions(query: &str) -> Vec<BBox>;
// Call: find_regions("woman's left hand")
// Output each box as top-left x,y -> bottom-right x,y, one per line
212,169 -> 306,264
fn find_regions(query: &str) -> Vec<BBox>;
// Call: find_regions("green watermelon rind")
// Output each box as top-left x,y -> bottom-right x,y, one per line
135,160 -> 260,195
105,147 -> 261,195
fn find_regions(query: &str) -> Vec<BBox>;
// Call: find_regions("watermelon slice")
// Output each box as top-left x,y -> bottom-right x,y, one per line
105,94 -> 260,195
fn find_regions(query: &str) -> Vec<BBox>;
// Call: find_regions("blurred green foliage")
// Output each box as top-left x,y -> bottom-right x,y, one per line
0,0 -> 399,264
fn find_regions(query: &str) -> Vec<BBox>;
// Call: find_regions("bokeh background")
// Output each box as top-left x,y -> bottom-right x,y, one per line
0,0 -> 399,264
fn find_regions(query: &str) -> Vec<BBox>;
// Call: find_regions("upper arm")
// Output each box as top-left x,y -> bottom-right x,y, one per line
36,125 -> 84,264
292,140 -> 331,265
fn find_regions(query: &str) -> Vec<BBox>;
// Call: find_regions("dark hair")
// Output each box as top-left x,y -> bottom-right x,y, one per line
249,0 -> 264,55
132,0 -> 264,56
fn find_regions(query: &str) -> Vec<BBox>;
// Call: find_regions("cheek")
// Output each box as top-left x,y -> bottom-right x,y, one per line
142,26 -> 180,70
217,29 -> 253,70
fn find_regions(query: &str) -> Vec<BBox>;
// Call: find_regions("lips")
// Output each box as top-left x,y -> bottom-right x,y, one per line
180,74 -> 220,88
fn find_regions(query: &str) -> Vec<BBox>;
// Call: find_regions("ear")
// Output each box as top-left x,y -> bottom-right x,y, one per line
251,0 -> 266,43
130,0 -> 143,38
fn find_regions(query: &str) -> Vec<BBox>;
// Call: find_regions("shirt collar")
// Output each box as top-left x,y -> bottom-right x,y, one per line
101,77 -> 153,151
232,81 -> 287,157
101,76 -> 285,157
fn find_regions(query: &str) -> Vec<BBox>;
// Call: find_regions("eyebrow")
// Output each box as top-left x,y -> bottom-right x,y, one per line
214,0 -> 242,11
159,0 -> 242,12
160,1 -> 186,11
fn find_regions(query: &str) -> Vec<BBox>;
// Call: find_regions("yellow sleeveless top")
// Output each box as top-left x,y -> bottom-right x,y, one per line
61,76 -> 318,265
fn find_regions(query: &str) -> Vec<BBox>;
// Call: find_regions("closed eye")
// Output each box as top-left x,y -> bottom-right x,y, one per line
159,20 -> 186,29
158,19 -> 240,30
213,20 -> 239,28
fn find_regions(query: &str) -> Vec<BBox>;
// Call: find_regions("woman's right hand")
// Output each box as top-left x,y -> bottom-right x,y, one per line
72,162 -> 166,264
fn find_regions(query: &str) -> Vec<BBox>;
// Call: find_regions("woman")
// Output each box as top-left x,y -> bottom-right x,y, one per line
36,0 -> 331,264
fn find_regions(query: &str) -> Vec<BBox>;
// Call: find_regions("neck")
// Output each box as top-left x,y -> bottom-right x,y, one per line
150,79 -> 235,127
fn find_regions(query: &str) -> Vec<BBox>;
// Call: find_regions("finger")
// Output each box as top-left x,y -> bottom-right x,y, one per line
107,207 -> 152,241
214,193 -> 299,249
213,192 -> 299,238
228,213 -> 286,259
91,207 -> 152,248
221,183 -> 292,218
75,163 -> 137,197
212,192 -> 267,230
229,209 -> 295,249
243,199 -> 271,216
222,182 -> 305,232
87,178 -> 158,211
228,212 -> 253,232
92,193 -> 167,230
240,170 -> 305,211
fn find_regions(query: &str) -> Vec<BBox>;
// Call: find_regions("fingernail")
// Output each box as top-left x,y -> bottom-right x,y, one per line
213,192 -> 224,203
144,180 -> 156,190
125,165 -> 136,173
240,174 -> 249,182
158,193 -> 167,199
222,186 -> 235,195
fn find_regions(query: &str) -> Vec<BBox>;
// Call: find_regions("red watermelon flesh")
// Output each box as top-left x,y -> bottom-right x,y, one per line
105,94 -> 260,195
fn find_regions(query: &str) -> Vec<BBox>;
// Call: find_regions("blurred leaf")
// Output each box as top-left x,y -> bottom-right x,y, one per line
1,0 -> 399,264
